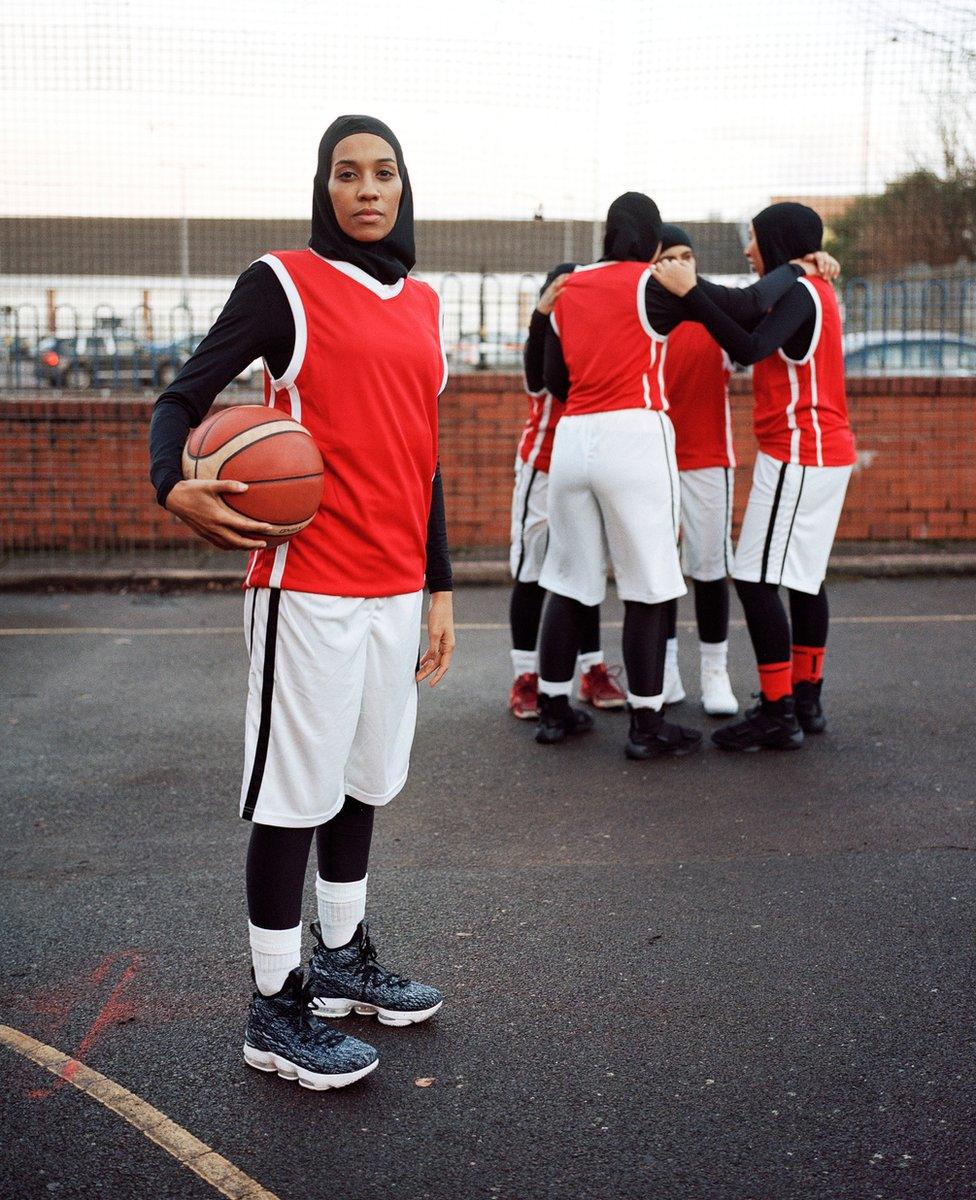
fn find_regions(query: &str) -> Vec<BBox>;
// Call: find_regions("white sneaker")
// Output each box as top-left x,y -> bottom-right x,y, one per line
662,660 -> 686,705
701,663 -> 739,716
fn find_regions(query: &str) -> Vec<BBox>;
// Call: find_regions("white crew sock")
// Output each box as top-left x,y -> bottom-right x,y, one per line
249,921 -> 302,997
665,637 -> 679,666
511,649 -> 537,678
537,677 -> 573,698
577,650 -> 604,673
700,640 -> 729,669
316,874 -> 368,949
627,692 -> 664,711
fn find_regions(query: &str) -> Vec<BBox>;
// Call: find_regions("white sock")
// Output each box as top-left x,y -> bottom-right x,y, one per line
627,692 -> 664,711
316,874 -> 368,949
537,677 -> 573,697
511,649 -> 537,677
664,637 -> 679,666
249,921 -> 302,997
700,640 -> 728,669
577,650 -> 604,673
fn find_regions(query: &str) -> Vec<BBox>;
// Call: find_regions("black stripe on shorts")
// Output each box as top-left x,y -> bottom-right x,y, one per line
241,588 -> 281,822
514,466 -> 539,581
760,462 -> 788,584
779,466 -> 807,583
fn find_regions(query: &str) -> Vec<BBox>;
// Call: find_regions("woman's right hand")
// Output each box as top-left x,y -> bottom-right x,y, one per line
165,479 -> 274,550
536,273 -> 571,316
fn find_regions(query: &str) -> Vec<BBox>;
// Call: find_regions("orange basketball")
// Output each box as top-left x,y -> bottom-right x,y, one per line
182,405 -> 324,546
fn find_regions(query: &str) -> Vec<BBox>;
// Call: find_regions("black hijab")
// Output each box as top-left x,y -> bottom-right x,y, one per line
752,202 -> 822,273
310,114 -> 415,284
602,192 -> 662,262
660,223 -> 694,253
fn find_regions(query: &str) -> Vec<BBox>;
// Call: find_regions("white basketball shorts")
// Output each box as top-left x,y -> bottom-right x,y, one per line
539,407 -> 686,607
240,587 -> 423,827
679,466 -> 734,582
509,458 -> 550,583
732,451 -> 853,596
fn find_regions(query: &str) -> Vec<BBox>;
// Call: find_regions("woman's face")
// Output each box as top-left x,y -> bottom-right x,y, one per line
328,133 -> 403,243
744,224 -> 765,276
658,243 -> 696,271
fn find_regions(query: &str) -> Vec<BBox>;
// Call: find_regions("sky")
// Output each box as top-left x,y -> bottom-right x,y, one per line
0,0 -> 973,223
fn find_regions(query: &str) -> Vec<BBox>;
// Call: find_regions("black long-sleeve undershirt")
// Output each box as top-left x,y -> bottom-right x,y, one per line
148,260 -> 452,592
682,276 -> 817,366
542,263 -> 804,400
523,309 -> 550,393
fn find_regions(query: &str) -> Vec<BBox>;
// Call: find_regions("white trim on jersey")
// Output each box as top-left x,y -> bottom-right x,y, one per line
258,254 -> 308,389
780,278 -> 825,465
808,356 -> 824,466
549,311 -> 560,336
786,364 -> 801,464
657,337 -> 669,410
779,276 -> 824,367
309,251 -> 406,300
574,260 -> 619,273
433,290 -> 449,395
724,393 -> 737,468
636,267 -> 668,342
524,392 -> 554,468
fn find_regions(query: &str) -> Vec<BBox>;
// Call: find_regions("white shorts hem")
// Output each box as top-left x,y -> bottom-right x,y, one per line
345,768 -> 410,807
246,796 -> 345,829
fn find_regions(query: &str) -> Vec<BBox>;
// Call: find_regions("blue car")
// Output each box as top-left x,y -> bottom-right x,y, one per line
843,331 -> 976,376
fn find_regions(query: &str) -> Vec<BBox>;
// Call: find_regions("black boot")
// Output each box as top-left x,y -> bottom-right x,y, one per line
535,692 -> 594,745
793,679 -> 826,734
712,694 -> 804,752
624,705 -> 702,761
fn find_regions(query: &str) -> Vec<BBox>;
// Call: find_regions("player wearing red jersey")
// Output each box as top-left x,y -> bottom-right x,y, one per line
534,193 -> 814,760
508,263 -> 626,720
150,116 -> 453,1089
654,202 -> 855,752
657,224 -> 739,718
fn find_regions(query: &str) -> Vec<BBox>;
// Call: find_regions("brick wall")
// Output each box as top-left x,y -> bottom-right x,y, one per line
1,376 -> 974,553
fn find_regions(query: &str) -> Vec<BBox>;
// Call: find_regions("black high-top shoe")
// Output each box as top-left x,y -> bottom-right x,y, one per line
535,692 -> 595,745
711,695 -> 804,752
624,705 -> 703,760
793,680 -> 826,734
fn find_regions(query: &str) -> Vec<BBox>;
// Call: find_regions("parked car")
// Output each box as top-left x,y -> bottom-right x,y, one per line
843,331 -> 976,377
35,331 -> 190,389
450,332 -> 524,370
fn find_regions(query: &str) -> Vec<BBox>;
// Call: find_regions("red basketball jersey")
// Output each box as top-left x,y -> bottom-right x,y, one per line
552,261 -> 668,417
244,251 -> 446,596
663,321 -> 735,471
516,384 -> 561,473
752,276 -> 856,467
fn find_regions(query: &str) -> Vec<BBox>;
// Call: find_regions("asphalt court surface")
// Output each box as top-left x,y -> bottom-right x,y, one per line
1,578 -> 974,1199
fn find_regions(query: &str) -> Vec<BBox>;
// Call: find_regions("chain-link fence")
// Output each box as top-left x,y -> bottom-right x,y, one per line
0,0 -> 974,555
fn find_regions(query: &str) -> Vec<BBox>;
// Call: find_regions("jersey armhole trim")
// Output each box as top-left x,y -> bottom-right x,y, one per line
637,268 -> 668,342
434,289 -> 449,395
257,254 -> 307,389
777,277 -> 823,366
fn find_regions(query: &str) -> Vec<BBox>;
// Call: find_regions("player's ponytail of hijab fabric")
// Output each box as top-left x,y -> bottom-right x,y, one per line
752,202 -> 823,273
660,223 -> 694,253
310,114 -> 415,284
602,193 -> 662,262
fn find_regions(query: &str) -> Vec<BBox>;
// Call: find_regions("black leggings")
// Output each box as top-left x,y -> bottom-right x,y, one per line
511,580 -> 599,655
246,796 -> 375,930
735,580 -> 829,664
664,579 -> 730,645
538,593 -> 667,698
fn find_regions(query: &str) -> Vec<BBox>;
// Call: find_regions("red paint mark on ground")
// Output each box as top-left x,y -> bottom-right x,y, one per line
28,952 -> 142,1100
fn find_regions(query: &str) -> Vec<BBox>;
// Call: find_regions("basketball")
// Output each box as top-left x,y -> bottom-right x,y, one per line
182,405 -> 324,545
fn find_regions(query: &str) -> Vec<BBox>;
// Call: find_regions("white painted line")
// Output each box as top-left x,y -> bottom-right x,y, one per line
0,1023 -> 279,1200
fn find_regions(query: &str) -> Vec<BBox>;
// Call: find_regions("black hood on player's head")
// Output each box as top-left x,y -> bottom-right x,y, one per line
310,114 -> 415,284
660,223 -> 694,253
752,202 -> 822,272
602,192 -> 662,262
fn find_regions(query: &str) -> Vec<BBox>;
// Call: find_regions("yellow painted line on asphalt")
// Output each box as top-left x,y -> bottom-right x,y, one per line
0,613 -> 974,636
0,1024 -> 279,1200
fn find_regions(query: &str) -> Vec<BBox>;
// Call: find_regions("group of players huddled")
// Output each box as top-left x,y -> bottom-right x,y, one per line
507,194 -> 855,759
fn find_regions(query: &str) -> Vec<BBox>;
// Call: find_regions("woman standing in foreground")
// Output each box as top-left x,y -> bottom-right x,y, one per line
149,115 -> 454,1089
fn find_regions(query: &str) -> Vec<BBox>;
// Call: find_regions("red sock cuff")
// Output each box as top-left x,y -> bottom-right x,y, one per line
792,644 -> 825,684
758,661 -> 793,701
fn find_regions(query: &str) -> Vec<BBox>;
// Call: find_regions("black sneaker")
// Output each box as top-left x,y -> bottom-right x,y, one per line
243,967 -> 378,1089
794,680 -> 826,734
307,921 -> 444,1027
535,692 -> 595,745
711,695 -> 804,752
624,705 -> 702,760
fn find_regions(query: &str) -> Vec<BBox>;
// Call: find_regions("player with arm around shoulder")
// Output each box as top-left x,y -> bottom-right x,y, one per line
653,202 -> 855,751
149,115 -> 454,1090
507,263 -> 626,720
